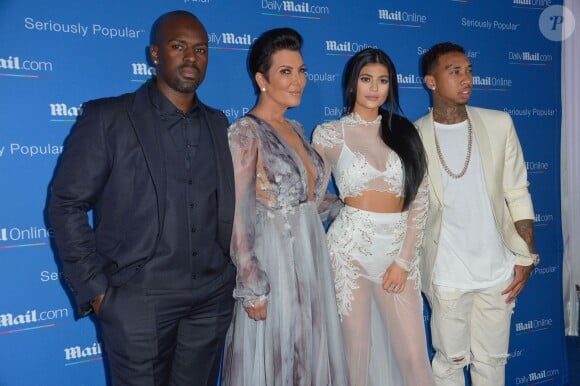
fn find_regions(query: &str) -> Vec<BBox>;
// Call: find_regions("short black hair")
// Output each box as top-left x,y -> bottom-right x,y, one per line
248,28 -> 303,79
420,42 -> 466,77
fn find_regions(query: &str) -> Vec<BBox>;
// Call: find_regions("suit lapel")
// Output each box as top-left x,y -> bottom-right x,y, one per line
421,112 -> 444,204
467,107 -> 494,193
199,104 -> 235,252
127,83 -> 167,232
201,106 -> 234,208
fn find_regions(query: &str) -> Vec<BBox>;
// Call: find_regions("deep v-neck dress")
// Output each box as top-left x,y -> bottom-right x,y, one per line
221,115 -> 349,386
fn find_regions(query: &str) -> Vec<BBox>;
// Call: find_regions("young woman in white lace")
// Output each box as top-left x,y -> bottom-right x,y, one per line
312,48 -> 434,386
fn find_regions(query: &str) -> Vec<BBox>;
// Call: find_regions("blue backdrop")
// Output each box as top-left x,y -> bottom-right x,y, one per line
0,1 -> 566,385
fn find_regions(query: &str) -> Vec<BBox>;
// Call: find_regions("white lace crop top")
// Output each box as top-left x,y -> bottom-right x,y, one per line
312,113 -> 405,200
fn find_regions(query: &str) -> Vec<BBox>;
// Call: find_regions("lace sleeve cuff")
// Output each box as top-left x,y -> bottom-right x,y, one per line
241,294 -> 268,308
231,251 -> 271,302
394,257 -> 412,272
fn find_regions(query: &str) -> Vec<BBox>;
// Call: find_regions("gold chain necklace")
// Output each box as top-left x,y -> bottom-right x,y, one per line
434,117 -> 473,179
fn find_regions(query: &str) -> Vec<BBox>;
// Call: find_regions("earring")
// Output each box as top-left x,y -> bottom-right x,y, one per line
154,60 -> 158,65
260,87 -> 266,92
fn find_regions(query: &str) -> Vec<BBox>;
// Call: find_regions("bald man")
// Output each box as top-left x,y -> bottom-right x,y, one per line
48,11 -> 235,386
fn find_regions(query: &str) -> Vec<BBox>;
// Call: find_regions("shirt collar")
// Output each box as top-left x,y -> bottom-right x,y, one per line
147,79 -> 200,117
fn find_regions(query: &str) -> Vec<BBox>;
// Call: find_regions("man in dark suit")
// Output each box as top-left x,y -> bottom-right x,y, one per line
48,10 -> 236,386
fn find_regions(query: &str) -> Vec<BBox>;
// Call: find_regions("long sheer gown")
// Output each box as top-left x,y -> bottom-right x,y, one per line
312,113 -> 434,386
221,115 -> 349,386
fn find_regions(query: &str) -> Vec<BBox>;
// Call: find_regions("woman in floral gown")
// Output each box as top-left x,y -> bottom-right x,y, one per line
221,27 -> 348,386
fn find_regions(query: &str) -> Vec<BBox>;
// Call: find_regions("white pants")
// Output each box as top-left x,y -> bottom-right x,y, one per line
430,281 -> 515,386
328,206 -> 433,386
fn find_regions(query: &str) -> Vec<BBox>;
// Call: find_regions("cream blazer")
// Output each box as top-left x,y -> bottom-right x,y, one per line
415,106 -> 535,300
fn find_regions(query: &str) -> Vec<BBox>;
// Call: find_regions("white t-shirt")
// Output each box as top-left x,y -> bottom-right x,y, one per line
432,120 -> 514,289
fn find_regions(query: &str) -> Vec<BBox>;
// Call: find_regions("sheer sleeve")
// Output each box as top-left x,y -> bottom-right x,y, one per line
228,119 -> 270,305
312,122 -> 344,222
395,175 -> 429,278
312,121 -> 342,168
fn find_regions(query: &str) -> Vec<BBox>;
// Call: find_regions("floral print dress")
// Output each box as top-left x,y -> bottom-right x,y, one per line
221,115 -> 349,386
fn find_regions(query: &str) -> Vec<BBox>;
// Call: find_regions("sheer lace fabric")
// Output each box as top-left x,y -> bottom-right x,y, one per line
312,113 -> 429,275
312,113 -> 433,386
312,113 -> 404,198
228,115 -> 330,303
222,116 -> 349,386
341,272 -> 433,386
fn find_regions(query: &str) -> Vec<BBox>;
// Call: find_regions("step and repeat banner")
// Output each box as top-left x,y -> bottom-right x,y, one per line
0,1 -> 567,385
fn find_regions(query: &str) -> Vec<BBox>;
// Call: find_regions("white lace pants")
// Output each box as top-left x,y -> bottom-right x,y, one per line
327,206 -> 433,386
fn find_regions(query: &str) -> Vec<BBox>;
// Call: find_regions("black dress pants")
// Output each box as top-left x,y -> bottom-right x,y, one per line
97,265 -> 236,386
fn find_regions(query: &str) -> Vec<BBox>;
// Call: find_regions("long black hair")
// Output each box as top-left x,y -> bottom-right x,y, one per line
343,48 -> 427,209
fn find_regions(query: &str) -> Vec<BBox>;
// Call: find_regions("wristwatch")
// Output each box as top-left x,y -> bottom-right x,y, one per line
530,253 -> 540,267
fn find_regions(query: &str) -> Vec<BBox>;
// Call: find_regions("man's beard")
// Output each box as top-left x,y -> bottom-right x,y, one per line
172,65 -> 203,93
173,78 -> 201,93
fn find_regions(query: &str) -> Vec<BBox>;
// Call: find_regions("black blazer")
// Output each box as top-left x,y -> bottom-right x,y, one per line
48,82 -> 235,315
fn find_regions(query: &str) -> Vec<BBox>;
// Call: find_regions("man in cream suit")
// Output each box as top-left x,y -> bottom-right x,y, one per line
415,42 -> 539,386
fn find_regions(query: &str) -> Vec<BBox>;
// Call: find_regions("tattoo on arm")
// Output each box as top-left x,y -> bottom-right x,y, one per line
515,219 -> 535,254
